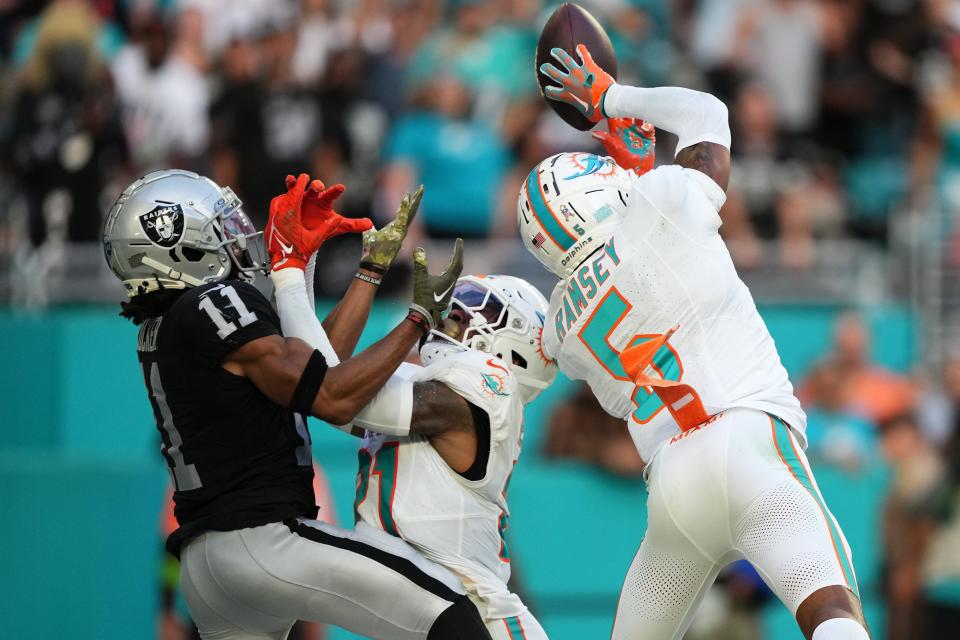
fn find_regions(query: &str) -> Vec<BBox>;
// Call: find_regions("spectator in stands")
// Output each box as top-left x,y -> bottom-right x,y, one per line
407,0 -> 530,114
380,73 -> 510,239
803,311 -> 915,424
495,109 -> 551,238
912,419 -> 960,638
803,359 -> 877,472
544,383 -> 644,477
291,0 -> 338,87
689,0 -> 752,102
723,80 -> 791,267
815,0 -> 876,160
365,0 -> 440,120
111,6 -> 209,170
911,22 -> 960,235
723,80 -> 845,269
732,0 -> 824,138
208,16 -> 328,224
878,413 -> 946,640
6,0 -> 127,247
914,358 -> 960,446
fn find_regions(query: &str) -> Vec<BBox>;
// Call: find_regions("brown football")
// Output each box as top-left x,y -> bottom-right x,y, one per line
536,3 -> 618,131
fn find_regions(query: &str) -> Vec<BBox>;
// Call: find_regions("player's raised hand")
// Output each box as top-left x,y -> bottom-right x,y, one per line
293,175 -> 374,239
539,44 -> 614,123
592,118 -> 656,175
360,185 -> 424,275
408,238 -> 464,329
266,173 -> 313,271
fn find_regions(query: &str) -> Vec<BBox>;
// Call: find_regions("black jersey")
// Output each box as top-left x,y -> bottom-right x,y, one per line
136,280 -> 318,556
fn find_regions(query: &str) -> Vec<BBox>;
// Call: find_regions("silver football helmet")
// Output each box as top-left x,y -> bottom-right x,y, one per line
103,170 -> 267,296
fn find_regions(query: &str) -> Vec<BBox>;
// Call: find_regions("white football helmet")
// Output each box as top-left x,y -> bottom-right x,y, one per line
424,274 -> 558,403
517,152 -> 633,277
103,170 -> 267,296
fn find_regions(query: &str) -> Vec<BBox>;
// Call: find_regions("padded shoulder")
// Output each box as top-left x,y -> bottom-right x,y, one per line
164,280 -> 281,367
421,348 -> 519,444
624,165 -> 724,238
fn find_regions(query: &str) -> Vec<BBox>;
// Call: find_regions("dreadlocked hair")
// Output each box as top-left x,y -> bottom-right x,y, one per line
119,282 -> 187,325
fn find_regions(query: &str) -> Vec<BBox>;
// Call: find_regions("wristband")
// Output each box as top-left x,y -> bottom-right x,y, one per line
406,309 -> 432,334
354,271 -> 382,286
358,261 -> 388,276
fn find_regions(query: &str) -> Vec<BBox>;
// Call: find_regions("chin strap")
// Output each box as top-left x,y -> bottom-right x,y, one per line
140,256 -> 206,288
123,275 -> 189,297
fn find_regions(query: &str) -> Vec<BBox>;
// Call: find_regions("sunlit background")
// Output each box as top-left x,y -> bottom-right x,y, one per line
1,0 -> 958,639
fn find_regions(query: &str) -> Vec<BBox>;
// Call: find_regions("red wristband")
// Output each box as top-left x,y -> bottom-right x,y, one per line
406,310 -> 431,334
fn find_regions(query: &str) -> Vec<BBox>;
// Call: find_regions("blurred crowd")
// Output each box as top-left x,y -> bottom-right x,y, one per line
547,310 -> 960,638
5,0 -> 960,293
4,0 -> 960,636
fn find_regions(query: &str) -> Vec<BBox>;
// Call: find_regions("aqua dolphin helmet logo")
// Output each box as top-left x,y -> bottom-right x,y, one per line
563,153 -> 616,181
481,373 -> 510,397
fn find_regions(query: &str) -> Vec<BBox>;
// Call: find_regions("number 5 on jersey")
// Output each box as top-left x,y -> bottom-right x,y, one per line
579,288 -> 708,431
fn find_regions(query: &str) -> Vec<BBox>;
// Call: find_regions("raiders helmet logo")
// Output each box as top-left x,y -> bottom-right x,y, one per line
139,204 -> 185,247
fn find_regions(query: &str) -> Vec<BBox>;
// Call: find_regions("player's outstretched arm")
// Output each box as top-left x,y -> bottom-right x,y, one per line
409,381 -> 475,436
234,240 -> 464,425
224,321 -> 425,425
320,186 -> 424,360
355,378 -> 483,473
539,45 -> 731,191
268,174 -> 373,364
602,84 -> 731,191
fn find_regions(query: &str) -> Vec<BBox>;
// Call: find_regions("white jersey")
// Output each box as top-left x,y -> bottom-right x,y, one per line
542,165 -> 805,462
355,343 -> 527,620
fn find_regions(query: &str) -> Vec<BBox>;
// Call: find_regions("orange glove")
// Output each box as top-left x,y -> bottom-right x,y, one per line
539,44 -> 615,124
286,174 -> 373,240
266,174 -> 373,272
592,118 -> 656,175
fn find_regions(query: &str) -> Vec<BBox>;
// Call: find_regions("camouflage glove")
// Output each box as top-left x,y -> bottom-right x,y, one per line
408,238 -> 464,330
359,186 -> 424,275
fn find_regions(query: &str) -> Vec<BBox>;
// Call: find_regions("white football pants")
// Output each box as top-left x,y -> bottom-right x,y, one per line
612,408 -> 859,640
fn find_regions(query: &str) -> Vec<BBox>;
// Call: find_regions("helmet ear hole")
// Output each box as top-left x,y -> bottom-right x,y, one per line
512,351 -> 528,369
182,247 -> 205,262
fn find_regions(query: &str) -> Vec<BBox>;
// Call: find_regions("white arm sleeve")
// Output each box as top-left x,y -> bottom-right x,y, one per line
304,253 -> 317,309
603,84 -> 731,155
270,268 -> 339,365
272,267 -> 414,436
351,374 -> 414,436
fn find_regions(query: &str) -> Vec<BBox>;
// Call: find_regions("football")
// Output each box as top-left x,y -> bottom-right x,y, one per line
536,2 -> 618,131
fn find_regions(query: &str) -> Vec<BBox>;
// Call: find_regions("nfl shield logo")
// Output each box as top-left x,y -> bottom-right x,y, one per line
139,204 -> 185,248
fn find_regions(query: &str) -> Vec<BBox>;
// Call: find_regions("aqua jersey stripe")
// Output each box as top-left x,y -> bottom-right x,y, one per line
526,170 -> 575,251
772,418 -> 859,597
503,616 -> 525,639
376,443 -> 400,537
